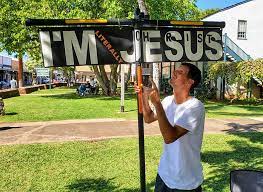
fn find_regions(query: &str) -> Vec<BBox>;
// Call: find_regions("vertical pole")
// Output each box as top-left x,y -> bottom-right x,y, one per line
49,68 -> 52,89
223,33 -> 227,62
134,10 -> 146,191
249,77 -> 253,98
18,57 -> 23,88
160,62 -> 163,92
120,64 -> 125,112
222,33 -> 227,100
169,62 -> 172,79
136,64 -> 146,192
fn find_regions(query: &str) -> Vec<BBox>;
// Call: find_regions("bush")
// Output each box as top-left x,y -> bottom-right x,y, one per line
194,83 -> 217,102
230,98 -> 263,105
160,78 -> 172,95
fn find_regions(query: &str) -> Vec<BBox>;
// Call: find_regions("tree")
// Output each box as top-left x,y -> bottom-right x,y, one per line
208,60 -> 263,99
0,0 -> 39,87
197,8 -> 219,20
145,0 -> 200,20
1,0 -> 203,94
238,59 -> 263,83
208,61 -> 238,84
208,61 -> 239,99
0,0 -> 103,86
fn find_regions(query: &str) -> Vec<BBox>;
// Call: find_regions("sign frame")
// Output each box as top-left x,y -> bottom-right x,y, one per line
26,17 -> 225,192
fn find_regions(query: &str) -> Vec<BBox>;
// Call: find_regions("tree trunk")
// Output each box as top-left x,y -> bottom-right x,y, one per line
153,63 -> 160,89
92,65 -> 110,95
137,0 -> 160,89
236,80 -> 241,99
18,56 -> 23,87
125,64 -> 131,91
222,78 -> 226,100
110,64 -> 119,95
92,65 -> 121,96
137,0 -> 148,15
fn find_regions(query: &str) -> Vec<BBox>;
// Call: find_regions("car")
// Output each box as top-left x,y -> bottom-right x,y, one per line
42,78 -> 50,84
0,81 -> 10,89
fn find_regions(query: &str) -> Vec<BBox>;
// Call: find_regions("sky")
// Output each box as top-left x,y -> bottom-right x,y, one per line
1,0 -> 246,58
196,0 -> 245,10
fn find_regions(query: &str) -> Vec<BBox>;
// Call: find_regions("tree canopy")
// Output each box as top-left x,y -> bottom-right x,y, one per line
208,60 -> 263,84
208,59 -> 263,99
238,59 -> 263,83
0,0 -> 208,94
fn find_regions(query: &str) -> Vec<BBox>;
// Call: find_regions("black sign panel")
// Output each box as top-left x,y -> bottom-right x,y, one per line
39,27 -> 223,67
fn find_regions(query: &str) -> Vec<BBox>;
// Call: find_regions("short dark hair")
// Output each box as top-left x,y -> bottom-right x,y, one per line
181,63 -> 201,90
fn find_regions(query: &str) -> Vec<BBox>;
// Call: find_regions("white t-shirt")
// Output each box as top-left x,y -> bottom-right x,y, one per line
90,79 -> 95,87
157,95 -> 205,190
10,79 -> 17,89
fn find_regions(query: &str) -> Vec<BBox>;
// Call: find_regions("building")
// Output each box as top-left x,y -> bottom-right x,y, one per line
0,55 -> 32,88
0,56 -> 14,85
11,59 -> 32,86
203,0 -> 263,59
203,0 -> 263,99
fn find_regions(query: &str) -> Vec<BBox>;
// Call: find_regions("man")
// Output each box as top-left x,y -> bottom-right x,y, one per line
138,63 -> 204,192
89,77 -> 96,94
10,78 -> 17,89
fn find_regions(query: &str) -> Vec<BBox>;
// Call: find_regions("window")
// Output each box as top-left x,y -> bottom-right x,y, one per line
238,20 -> 247,39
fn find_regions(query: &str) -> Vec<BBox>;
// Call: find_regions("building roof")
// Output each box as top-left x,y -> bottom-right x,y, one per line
203,0 -> 253,19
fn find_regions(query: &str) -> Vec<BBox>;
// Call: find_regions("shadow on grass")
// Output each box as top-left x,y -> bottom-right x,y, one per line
40,93 -> 137,100
224,122 -> 263,133
0,126 -> 21,131
5,112 -> 18,116
229,132 -> 263,144
40,93 -> 89,100
205,103 -> 225,111
208,112 -> 263,117
202,132 -> 263,192
235,105 -> 263,113
123,109 -> 137,112
205,101 -> 263,112
67,178 -> 155,192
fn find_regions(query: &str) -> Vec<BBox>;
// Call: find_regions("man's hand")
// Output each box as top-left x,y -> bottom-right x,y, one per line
134,81 -> 142,94
134,79 -> 161,106
134,80 -> 158,123
148,79 -> 161,107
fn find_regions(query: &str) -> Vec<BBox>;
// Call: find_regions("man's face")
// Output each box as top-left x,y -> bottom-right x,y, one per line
169,65 -> 193,90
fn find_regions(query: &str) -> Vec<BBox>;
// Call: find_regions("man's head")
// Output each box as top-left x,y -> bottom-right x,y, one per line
169,63 -> 201,92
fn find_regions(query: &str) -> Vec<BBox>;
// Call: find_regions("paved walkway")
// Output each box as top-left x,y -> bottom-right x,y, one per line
0,118 -> 262,145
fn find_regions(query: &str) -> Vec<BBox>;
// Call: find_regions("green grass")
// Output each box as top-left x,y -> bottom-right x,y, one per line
0,133 -> 262,191
205,100 -> 263,118
1,88 -> 263,122
1,88 -> 138,122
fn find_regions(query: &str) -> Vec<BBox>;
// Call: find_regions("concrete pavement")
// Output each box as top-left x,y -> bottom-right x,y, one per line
0,118 -> 262,145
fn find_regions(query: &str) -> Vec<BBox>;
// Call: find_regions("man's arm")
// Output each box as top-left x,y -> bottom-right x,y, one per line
154,101 -> 188,144
141,88 -> 157,123
149,80 -> 188,144
135,83 -> 157,124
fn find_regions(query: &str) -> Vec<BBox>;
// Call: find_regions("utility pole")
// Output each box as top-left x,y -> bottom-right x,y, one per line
135,7 -> 146,192
120,64 -> 125,112
18,56 -> 24,87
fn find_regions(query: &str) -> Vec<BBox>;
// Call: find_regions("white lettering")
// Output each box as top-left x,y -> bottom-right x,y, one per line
40,31 -> 53,67
52,31 -> 61,41
63,30 -> 98,65
143,30 -> 162,62
205,32 -> 223,60
164,31 -> 184,61
120,30 -> 140,63
184,31 -> 203,61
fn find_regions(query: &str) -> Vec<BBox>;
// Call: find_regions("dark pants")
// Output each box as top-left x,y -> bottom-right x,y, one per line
154,174 -> 202,192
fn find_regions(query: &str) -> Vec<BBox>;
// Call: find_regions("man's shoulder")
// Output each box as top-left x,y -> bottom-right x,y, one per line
187,97 -> 204,110
162,95 -> 174,104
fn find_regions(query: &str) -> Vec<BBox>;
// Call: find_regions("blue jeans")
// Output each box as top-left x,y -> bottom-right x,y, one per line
154,174 -> 202,192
